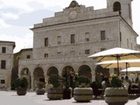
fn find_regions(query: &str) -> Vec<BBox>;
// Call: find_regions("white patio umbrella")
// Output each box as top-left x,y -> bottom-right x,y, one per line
96,59 -> 140,68
96,59 -> 140,75
89,47 -> 140,61
121,67 -> 140,73
89,47 -> 140,76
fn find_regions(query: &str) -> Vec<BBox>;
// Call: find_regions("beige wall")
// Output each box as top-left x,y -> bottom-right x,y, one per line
0,41 -> 15,90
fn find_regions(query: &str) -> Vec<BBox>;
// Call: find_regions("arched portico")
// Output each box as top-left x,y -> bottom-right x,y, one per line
95,65 -> 110,83
46,66 -> 59,85
47,66 -> 59,76
78,65 -> 92,81
62,66 -> 75,88
33,67 -> 45,90
20,68 -> 31,89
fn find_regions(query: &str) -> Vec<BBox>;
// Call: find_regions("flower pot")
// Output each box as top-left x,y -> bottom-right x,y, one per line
74,87 -> 93,102
104,87 -> 128,105
36,88 -> 45,95
47,87 -> 63,100
17,87 -> 27,95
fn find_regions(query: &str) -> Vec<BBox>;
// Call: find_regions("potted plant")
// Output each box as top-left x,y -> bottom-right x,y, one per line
47,75 -> 63,100
15,77 -> 28,95
36,80 -> 45,95
104,75 -> 128,105
74,76 -> 93,102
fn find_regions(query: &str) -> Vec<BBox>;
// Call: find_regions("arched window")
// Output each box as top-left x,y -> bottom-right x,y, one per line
113,2 -> 121,12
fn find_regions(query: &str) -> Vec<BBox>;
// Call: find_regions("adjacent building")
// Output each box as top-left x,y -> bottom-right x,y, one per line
17,0 -> 139,90
0,41 -> 15,90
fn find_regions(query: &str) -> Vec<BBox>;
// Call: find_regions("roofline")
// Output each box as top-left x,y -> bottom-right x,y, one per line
0,40 -> 15,44
19,48 -> 33,52
0,40 -> 16,48
14,48 -> 32,55
119,16 -> 138,36
30,14 -> 138,37
31,14 -> 121,30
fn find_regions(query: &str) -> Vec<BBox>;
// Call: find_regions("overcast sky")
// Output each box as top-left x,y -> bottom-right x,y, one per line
0,0 -> 140,52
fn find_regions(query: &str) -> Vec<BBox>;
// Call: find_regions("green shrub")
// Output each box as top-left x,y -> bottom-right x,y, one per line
77,76 -> 90,87
111,76 -> 122,87
37,82 -> 45,89
48,75 -> 61,88
15,77 -> 28,89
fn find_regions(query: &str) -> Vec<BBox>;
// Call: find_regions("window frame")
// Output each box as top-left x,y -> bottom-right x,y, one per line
57,36 -> 61,45
26,55 -> 31,59
44,37 -> 48,47
85,49 -> 90,54
70,34 -> 75,44
100,30 -> 106,40
1,60 -> 6,69
1,80 -> 5,84
2,47 -> 6,53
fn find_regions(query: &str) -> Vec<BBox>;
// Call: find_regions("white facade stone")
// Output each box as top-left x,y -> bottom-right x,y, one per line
0,41 -> 15,90
18,0 -> 139,89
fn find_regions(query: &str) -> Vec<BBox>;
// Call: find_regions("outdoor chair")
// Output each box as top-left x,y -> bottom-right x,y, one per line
90,82 -> 103,98
128,84 -> 140,97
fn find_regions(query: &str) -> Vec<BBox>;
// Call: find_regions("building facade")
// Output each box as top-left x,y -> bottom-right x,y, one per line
11,48 -> 32,89
18,0 -> 138,89
0,41 -> 15,90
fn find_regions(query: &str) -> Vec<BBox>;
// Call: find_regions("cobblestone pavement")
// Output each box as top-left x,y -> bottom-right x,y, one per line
0,91 -> 139,105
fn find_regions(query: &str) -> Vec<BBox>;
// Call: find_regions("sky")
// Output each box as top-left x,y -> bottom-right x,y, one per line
0,0 -> 140,52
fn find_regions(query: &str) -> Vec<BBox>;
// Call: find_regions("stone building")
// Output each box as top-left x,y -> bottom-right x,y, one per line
0,41 -> 15,90
18,0 -> 138,89
11,48 -> 32,89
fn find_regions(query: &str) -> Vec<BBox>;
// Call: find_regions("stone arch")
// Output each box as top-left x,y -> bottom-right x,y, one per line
62,66 -> 75,76
20,68 -> 30,76
20,68 -> 31,89
33,67 -> 45,89
113,2 -> 121,12
78,65 -> 92,80
47,66 -> 59,76
62,66 -> 75,88
95,65 -> 110,83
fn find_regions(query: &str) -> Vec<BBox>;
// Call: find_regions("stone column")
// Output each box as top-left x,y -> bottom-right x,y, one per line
30,72 -> 34,91
91,66 -> 96,82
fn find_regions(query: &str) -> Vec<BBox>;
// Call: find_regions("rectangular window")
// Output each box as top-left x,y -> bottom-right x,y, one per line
57,52 -> 61,55
57,36 -> 61,44
44,38 -> 48,47
100,48 -> 106,51
57,52 -> 62,57
1,80 -> 5,84
101,30 -> 106,40
27,55 -> 30,59
85,49 -> 90,54
71,34 -> 75,44
1,60 -> 6,69
85,32 -> 90,42
44,53 -> 48,58
85,38 -> 89,42
2,47 -> 6,53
